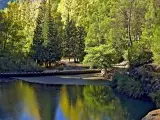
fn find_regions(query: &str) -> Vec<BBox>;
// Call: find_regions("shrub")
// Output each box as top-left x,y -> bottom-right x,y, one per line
124,42 -> 153,67
112,73 -> 145,98
0,52 -> 44,72
149,90 -> 160,108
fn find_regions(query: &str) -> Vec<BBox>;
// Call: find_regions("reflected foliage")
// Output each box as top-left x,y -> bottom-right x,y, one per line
83,86 -> 129,120
59,85 -> 129,120
0,82 -> 41,120
0,82 -> 155,120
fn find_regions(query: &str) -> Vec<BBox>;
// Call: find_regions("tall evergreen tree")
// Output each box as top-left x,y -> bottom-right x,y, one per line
32,0 -> 63,66
31,1 -> 46,65
75,26 -> 86,62
62,20 -> 76,62
45,0 -> 63,66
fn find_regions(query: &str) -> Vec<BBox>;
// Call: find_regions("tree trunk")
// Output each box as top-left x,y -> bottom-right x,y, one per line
45,62 -> 48,68
49,62 -> 52,68
127,0 -> 133,65
3,39 -> 7,50
128,0 -> 133,47
74,57 -> 76,63
69,57 -> 70,62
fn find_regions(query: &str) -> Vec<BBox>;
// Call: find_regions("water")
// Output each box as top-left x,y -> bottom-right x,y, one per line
0,81 -> 155,120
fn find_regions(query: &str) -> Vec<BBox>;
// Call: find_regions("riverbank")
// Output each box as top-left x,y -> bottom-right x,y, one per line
112,64 -> 160,101
110,64 -> 160,120
14,75 -> 110,86
0,69 -> 101,78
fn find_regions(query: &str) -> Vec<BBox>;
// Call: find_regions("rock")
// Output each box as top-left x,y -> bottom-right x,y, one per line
101,69 -> 106,77
155,66 -> 160,73
144,64 -> 155,72
101,69 -> 115,80
142,109 -> 160,120
145,64 -> 160,73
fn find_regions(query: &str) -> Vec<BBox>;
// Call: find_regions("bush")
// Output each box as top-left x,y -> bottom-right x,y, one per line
56,66 -> 65,71
149,90 -> 160,108
112,73 -> 145,98
0,52 -> 44,72
124,42 -> 153,67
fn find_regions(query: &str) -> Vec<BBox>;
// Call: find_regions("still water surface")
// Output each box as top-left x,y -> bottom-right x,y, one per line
0,81 -> 155,120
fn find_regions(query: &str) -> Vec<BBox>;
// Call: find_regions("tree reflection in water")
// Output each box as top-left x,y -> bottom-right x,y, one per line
83,86 -> 129,120
0,82 -> 41,120
0,81 -> 151,120
17,82 -> 41,120
59,85 -> 129,120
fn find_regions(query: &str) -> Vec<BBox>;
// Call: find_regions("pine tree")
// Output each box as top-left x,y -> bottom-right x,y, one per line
62,20 -> 76,62
31,1 -> 46,65
45,4 -> 63,67
75,26 -> 86,62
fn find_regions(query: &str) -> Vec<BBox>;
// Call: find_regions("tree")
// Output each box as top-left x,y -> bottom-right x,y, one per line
5,1 -> 41,53
62,20 -> 77,62
0,7 -> 41,72
152,4 -> 160,64
83,45 -> 119,68
45,11 -> 63,67
0,9 -> 26,54
151,26 -> 160,64
31,1 -> 46,65
83,0 -> 121,68
32,0 -> 63,67
75,26 -> 86,62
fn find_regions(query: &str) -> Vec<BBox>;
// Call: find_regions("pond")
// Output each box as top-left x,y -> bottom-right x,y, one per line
0,81 -> 155,120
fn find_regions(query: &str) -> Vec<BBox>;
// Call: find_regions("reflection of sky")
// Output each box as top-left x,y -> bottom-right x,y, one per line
17,103 -> 37,120
19,110 -> 36,120
55,106 -> 66,120
0,106 -> 12,120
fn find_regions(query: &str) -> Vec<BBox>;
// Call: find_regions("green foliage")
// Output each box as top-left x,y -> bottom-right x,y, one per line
152,26 -> 160,64
149,90 -> 160,108
126,42 -> 153,66
31,1 -> 45,64
0,51 -> 43,72
75,26 -> 86,62
112,73 -> 145,98
31,0 -> 63,67
62,20 -> 77,59
0,10 -> 26,53
5,1 -> 40,53
45,15 -> 62,62
0,1 -> 45,72
1,0 -> 160,72
80,0 -> 160,67
83,45 -> 119,68
83,86 -> 116,110
62,20 -> 86,62
83,85 -> 129,120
